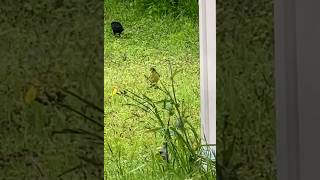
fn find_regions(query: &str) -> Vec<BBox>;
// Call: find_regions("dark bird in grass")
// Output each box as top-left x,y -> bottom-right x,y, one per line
111,21 -> 124,37
159,142 -> 169,162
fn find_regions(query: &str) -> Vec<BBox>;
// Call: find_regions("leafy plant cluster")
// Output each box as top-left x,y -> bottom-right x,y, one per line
107,62 -> 215,179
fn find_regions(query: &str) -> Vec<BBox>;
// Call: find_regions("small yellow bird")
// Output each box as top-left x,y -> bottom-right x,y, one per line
111,85 -> 127,96
24,79 -> 40,104
145,67 -> 160,86
111,85 -> 119,96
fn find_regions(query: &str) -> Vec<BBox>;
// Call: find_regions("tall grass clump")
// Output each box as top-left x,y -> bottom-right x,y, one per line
118,0 -> 198,19
107,62 -> 215,179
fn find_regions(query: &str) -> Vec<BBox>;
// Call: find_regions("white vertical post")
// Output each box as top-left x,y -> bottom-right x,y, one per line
199,0 -> 216,157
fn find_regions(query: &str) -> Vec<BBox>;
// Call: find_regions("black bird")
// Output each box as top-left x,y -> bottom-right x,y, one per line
111,21 -> 124,37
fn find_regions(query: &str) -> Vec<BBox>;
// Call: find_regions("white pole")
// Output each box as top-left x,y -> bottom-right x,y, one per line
199,0 -> 216,158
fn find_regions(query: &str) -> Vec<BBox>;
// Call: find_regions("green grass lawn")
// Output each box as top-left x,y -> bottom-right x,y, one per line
105,0 -> 275,179
104,1 -> 207,179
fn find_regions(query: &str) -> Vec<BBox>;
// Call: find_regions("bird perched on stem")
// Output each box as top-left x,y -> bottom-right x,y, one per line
145,67 -> 160,87
111,21 -> 124,37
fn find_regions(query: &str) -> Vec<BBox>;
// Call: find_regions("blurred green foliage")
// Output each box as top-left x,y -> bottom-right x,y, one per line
0,0 -> 103,179
216,0 -> 275,179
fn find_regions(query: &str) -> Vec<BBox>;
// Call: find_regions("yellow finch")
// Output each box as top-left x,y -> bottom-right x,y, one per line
111,85 -> 126,96
145,67 -> 160,86
24,79 -> 40,104
111,85 -> 119,96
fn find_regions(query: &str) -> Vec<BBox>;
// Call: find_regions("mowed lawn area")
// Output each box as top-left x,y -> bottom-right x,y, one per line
104,1 -> 204,179
105,0 -> 275,179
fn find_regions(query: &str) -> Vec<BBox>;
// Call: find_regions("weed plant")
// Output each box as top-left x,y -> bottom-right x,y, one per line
107,62 -> 215,179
